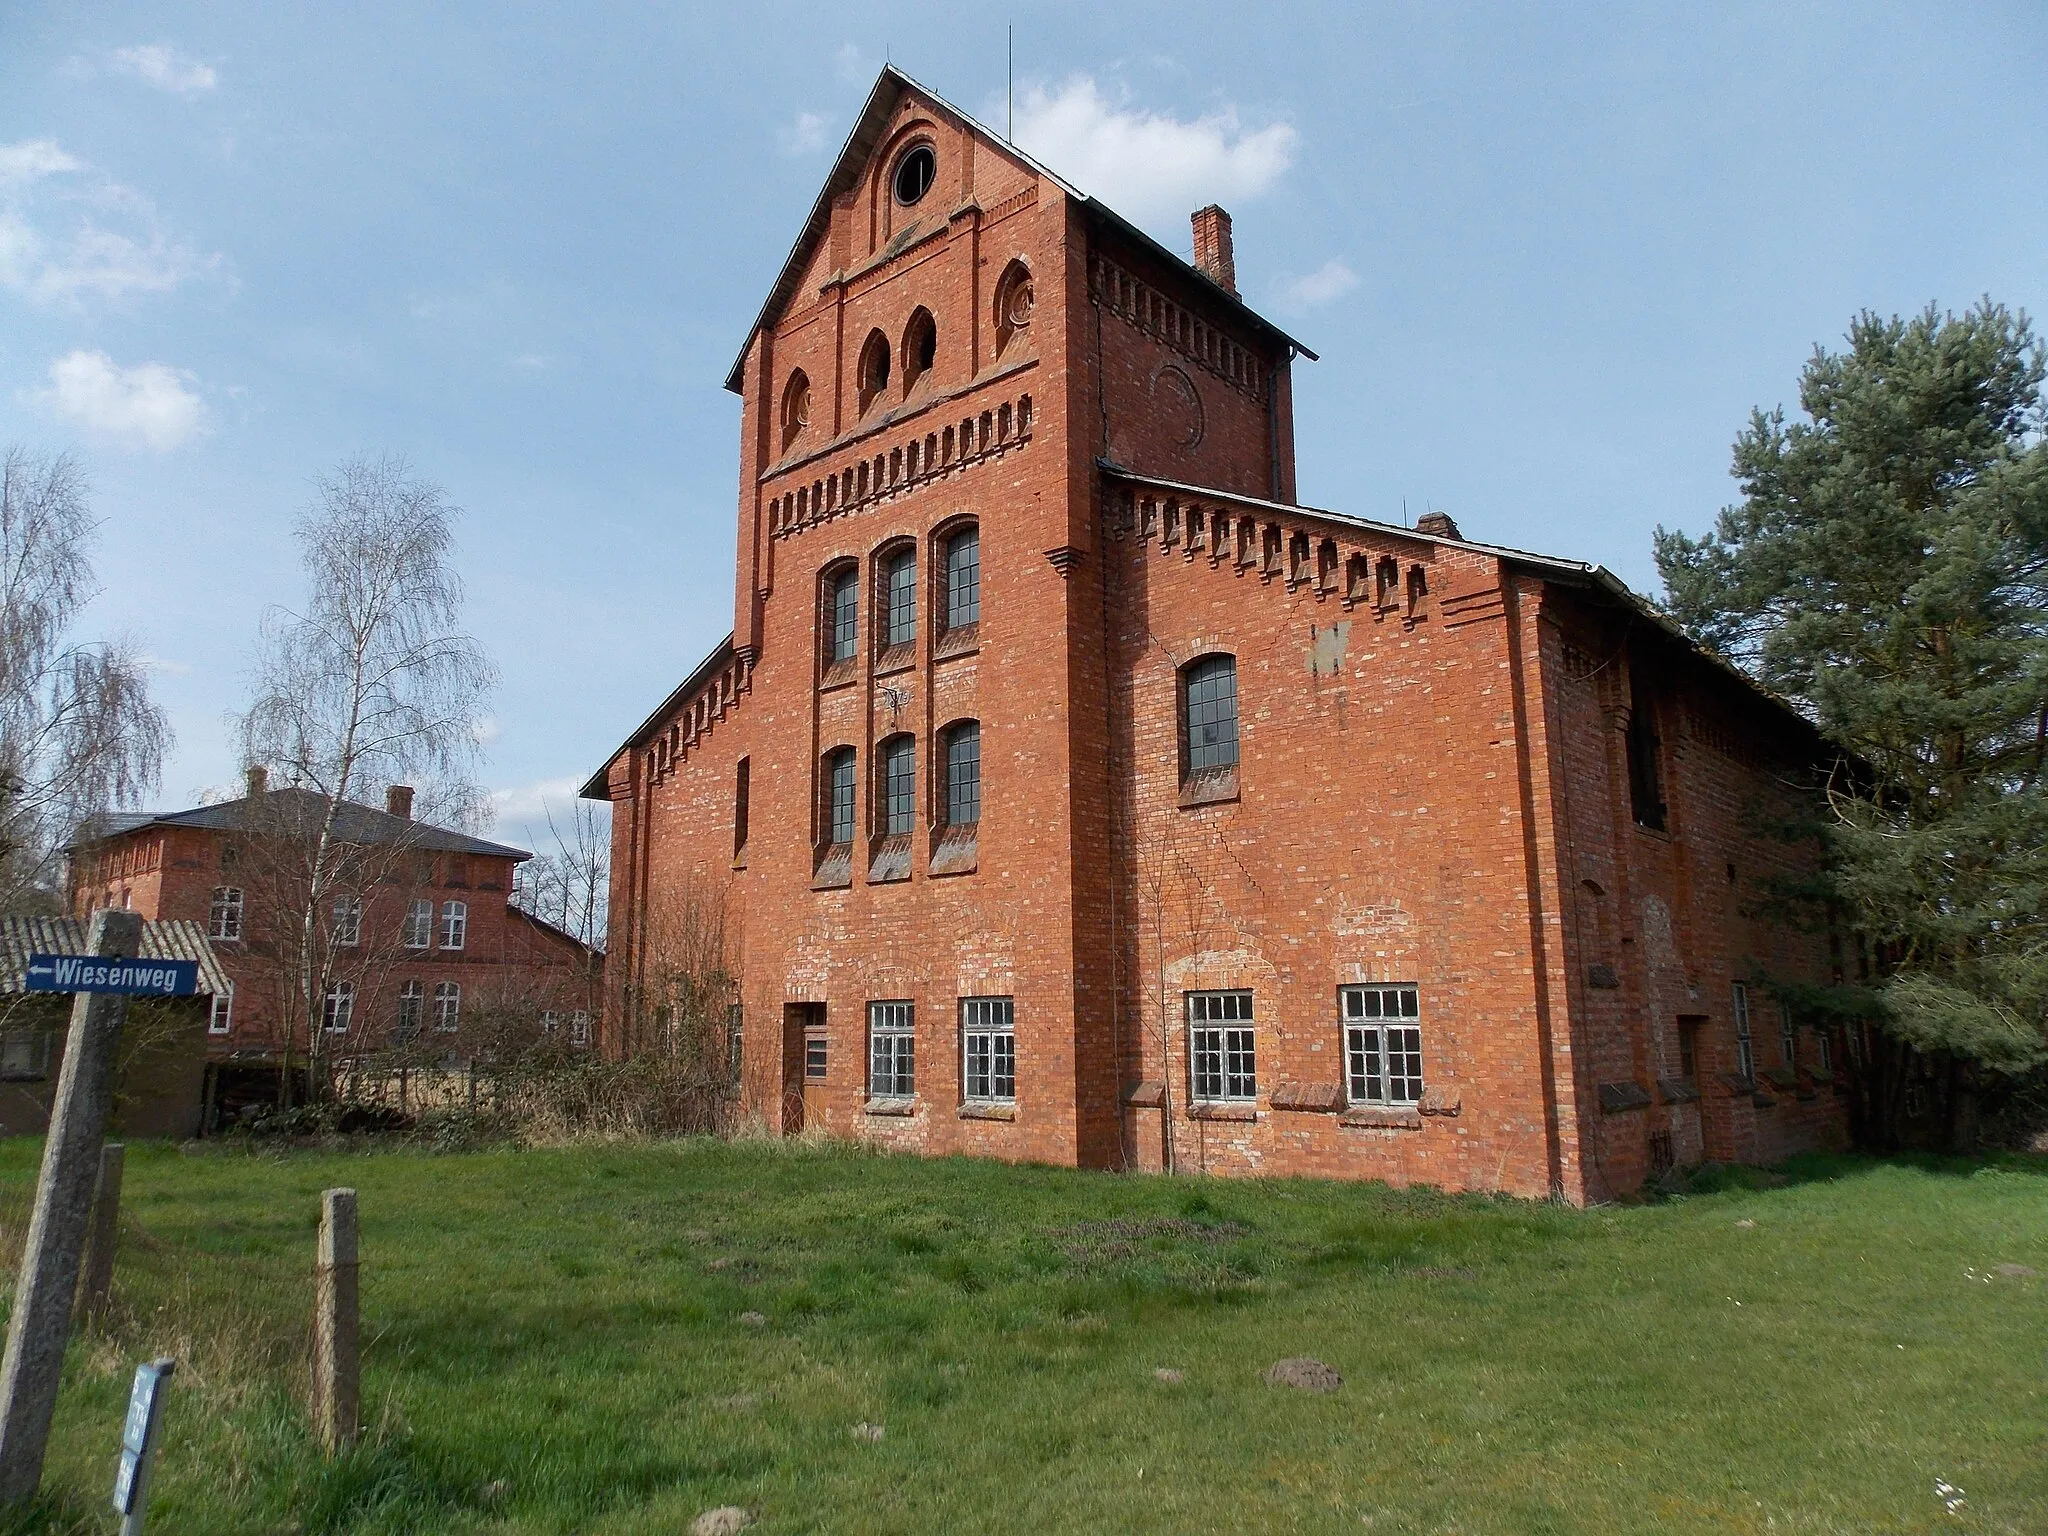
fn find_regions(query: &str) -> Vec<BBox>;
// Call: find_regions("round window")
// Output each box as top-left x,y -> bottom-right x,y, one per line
893,144 -> 936,206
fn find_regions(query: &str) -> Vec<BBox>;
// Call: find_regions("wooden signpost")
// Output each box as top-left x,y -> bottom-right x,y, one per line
314,1189 -> 360,1451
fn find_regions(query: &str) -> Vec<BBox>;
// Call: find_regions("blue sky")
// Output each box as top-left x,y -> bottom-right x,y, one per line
4,3 -> 2042,856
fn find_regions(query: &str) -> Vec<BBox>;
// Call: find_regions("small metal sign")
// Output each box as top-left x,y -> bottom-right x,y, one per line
23,954 -> 198,997
111,1358 -> 174,1522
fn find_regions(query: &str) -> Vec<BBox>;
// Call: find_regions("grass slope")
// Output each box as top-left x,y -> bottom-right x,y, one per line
0,1139 -> 2042,1534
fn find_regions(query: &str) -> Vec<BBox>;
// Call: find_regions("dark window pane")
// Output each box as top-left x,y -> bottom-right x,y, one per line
946,528 -> 980,629
829,569 -> 859,662
1184,655 -> 1239,772
946,722 -> 981,827
829,751 -> 857,845
886,549 -> 917,647
883,737 -> 915,835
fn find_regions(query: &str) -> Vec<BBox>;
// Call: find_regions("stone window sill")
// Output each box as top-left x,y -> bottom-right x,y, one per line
958,1102 -> 1016,1122
867,833 -> 912,884
1187,1102 -> 1256,1122
929,825 -> 978,877
812,843 -> 853,890
934,623 -> 980,661
1339,1106 -> 1424,1130
875,643 -> 917,677
1122,1080 -> 1165,1108
1179,766 -> 1240,809
1657,1076 -> 1700,1104
1598,1080 -> 1654,1114
819,658 -> 860,692
864,1097 -> 916,1116
1269,1082 -> 1341,1112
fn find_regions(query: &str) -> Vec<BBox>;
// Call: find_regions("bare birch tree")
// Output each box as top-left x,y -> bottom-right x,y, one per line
513,799 -> 610,950
0,447 -> 170,912
237,454 -> 496,1099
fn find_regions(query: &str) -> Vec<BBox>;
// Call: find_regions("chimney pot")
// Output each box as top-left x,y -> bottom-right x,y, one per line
386,784 -> 414,821
245,765 -> 268,798
1415,511 -> 1464,541
1191,205 -> 1237,296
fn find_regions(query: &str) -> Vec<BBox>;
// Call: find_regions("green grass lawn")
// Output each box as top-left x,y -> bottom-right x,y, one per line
0,1137 -> 2043,1535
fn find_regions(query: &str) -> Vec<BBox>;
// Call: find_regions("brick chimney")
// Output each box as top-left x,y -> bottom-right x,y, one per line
1416,511 -> 1464,541
245,764 -> 268,798
1191,205 -> 1237,295
386,784 -> 414,821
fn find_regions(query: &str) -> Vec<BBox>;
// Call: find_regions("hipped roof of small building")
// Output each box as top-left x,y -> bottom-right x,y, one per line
722,64 -> 1315,396
69,785 -> 529,862
0,917 -> 233,998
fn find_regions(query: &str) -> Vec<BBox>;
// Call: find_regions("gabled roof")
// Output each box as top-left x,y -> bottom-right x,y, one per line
0,916 -> 233,997
579,632 -> 736,800
70,786 -> 530,862
724,65 -> 1314,395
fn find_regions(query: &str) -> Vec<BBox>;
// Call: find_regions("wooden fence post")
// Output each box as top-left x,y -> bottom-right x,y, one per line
313,1189 -> 359,1452
0,909 -> 143,1506
76,1143 -> 126,1327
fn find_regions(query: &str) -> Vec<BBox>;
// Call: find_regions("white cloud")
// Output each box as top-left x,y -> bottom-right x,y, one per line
1275,258 -> 1359,314
490,776 -> 586,830
0,138 -> 220,308
28,350 -> 208,451
109,44 -> 218,96
1009,76 -> 1297,229
779,110 -> 831,156
137,654 -> 193,675
834,44 -> 872,85
509,353 -> 547,372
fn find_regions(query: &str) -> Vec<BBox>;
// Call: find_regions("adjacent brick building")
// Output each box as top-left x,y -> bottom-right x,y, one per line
583,67 -> 1847,1200
67,770 -> 602,1109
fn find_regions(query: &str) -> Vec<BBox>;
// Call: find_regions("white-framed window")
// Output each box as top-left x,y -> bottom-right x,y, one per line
208,983 -> 234,1035
868,1000 -> 915,1098
961,996 -> 1015,1103
208,886 -> 244,941
569,1011 -> 590,1046
1343,984 -> 1423,1105
397,981 -> 424,1038
331,893 -> 362,947
434,981 -> 460,1032
403,899 -> 432,949
439,900 -> 467,951
540,1010 -> 559,1037
1780,1007 -> 1798,1069
323,980 -> 355,1035
1732,982 -> 1755,1080
1187,990 -> 1256,1102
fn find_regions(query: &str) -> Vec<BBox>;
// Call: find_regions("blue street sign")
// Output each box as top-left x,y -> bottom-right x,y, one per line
112,1358 -> 174,1517
23,955 -> 198,998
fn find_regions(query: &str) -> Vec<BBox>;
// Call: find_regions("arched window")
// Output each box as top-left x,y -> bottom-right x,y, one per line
780,369 -> 810,453
943,720 -> 981,828
823,565 -> 859,664
995,260 -> 1033,359
434,981 -> 461,1033
943,524 -> 980,632
858,330 -> 891,415
881,545 -> 917,648
878,734 -> 916,836
1182,654 -> 1239,775
901,307 -> 936,394
824,747 -> 857,846
892,142 -> 936,206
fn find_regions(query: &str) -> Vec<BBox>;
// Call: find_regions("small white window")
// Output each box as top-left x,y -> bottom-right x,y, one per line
1342,984 -> 1423,1105
1732,982 -> 1755,1080
1187,990 -> 1256,1102
869,1000 -> 915,1098
540,1010 -> 559,1036
323,980 -> 355,1035
403,899 -> 432,949
398,981 -> 424,1038
0,1031 -> 51,1080
434,981 -> 460,1032
961,996 -> 1015,1103
209,983 -> 234,1035
331,893 -> 363,947
208,886 -> 244,941
439,900 -> 467,951
569,1011 -> 590,1046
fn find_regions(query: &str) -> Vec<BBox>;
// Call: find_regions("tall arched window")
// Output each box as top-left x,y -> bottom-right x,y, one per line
944,720 -> 981,828
943,524 -> 980,632
995,260 -> 1033,359
780,369 -> 810,453
882,545 -> 917,648
857,330 -> 891,415
878,735 -> 916,836
901,308 -> 936,394
824,747 -> 857,847
1182,654 -> 1239,775
823,565 -> 859,664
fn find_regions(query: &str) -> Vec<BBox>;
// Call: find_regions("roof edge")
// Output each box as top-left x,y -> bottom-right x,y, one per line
580,632 -> 738,801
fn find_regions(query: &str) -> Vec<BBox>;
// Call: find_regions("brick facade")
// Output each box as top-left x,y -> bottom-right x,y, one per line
584,69 -> 1846,1201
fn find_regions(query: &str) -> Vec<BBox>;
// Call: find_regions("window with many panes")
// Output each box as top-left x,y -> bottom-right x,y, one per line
331,893 -> 362,947
570,1011 -> 590,1046
1342,984 -> 1423,1105
209,983 -> 234,1035
827,567 -> 859,663
403,899 -> 432,949
440,900 -> 467,950
1188,990 -> 1256,1102
879,736 -> 915,836
805,1029 -> 829,1079
944,721 -> 980,827
397,981 -> 424,1038
434,981 -> 461,1032
1731,981 -> 1755,1080
208,886 -> 243,941
1183,655 -> 1239,774
323,980 -> 354,1035
1780,1007 -> 1797,1069
961,996 -> 1015,1102
883,547 -> 917,648
869,1000 -> 915,1098
826,748 -> 857,845
944,526 -> 979,631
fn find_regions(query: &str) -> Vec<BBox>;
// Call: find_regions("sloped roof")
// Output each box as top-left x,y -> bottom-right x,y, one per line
579,632 -> 735,800
724,66 -> 1314,394
71,786 -> 529,862
0,917 -> 233,997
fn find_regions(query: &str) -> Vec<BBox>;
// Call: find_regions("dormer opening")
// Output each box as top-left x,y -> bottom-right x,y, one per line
892,143 -> 936,206
902,308 -> 936,395
857,330 -> 891,416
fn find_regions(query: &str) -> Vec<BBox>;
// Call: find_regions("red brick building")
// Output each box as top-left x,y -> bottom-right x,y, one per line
584,68 -> 1847,1200
67,770 -> 601,1098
